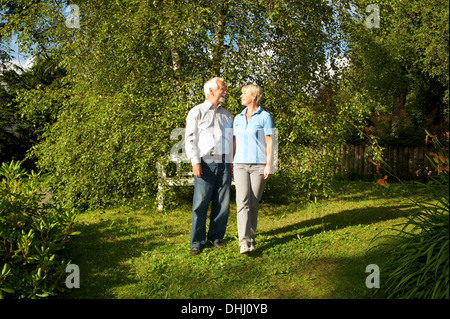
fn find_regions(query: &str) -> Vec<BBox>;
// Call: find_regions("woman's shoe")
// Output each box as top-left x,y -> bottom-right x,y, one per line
240,245 -> 249,254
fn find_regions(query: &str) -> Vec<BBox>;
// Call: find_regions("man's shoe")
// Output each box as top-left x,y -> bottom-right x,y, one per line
249,243 -> 255,252
190,247 -> 201,256
213,240 -> 225,249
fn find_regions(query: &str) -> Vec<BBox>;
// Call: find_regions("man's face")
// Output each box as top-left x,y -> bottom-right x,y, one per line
214,80 -> 227,103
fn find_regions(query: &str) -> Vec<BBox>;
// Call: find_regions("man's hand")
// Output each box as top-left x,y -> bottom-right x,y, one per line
192,163 -> 202,178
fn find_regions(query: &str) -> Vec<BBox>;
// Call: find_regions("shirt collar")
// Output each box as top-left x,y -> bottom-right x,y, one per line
239,106 -> 262,116
201,101 -> 219,111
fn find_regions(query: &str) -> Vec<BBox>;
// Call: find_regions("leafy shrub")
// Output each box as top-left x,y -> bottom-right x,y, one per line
378,132 -> 449,299
0,161 -> 78,298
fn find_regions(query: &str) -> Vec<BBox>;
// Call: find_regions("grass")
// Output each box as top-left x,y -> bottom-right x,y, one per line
63,181 -> 434,299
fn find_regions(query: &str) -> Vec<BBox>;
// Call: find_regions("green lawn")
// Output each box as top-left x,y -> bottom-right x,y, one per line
63,181 -> 432,299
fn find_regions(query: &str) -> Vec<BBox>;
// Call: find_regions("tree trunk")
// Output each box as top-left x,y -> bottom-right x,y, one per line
211,4 -> 227,76
168,28 -> 182,85
391,89 -> 407,137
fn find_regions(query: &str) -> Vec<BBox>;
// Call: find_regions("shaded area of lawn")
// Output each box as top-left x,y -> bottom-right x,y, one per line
256,205 -> 412,252
63,182 -> 430,299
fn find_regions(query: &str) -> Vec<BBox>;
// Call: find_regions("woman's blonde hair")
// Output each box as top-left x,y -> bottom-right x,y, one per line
242,84 -> 263,105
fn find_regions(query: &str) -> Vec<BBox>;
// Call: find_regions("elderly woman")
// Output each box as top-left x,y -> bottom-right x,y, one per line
233,84 -> 274,254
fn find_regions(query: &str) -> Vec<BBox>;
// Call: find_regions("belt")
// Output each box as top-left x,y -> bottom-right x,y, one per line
203,149 -> 227,160
203,154 -> 224,160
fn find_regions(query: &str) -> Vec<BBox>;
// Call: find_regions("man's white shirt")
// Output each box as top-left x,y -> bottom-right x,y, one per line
185,101 -> 233,166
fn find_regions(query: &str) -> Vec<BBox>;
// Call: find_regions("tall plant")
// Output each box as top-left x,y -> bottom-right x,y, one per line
376,131 -> 449,299
0,161 -> 78,298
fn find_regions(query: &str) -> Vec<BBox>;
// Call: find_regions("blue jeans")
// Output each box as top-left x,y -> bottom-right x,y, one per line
190,156 -> 231,248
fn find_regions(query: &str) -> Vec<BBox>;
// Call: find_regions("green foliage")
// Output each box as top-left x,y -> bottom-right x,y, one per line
1,56 -> 64,168
2,0 -> 447,210
2,0 -> 352,209
376,133 -> 449,299
0,160 -> 78,299
338,0 -> 449,145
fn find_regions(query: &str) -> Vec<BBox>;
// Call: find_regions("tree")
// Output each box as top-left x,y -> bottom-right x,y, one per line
1,0 -> 356,209
1,61 -> 25,164
337,0 -> 449,145
1,51 -> 65,167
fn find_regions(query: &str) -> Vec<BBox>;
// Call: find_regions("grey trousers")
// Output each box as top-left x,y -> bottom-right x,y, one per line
234,164 -> 267,247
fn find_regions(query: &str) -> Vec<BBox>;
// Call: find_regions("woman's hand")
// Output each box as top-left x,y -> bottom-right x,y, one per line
263,164 -> 271,180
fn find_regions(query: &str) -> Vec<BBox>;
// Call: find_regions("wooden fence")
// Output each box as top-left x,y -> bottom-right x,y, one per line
337,144 -> 439,179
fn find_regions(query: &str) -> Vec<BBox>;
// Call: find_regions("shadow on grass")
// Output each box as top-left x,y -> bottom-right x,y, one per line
328,181 -> 431,202
158,205 -> 417,299
63,218 -> 163,299
262,252 -> 389,299
238,205 -> 417,298
255,204 -> 415,255
60,183 -> 424,299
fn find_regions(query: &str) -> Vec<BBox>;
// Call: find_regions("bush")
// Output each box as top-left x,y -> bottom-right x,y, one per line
377,132 -> 449,299
0,161 -> 78,298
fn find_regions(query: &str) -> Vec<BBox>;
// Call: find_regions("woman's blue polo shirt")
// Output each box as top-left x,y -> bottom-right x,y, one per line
233,106 -> 274,164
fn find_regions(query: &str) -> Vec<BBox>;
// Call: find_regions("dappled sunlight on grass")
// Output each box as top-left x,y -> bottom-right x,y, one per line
63,182 -> 433,299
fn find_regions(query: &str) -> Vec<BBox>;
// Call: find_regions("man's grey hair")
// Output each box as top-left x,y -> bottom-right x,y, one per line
204,77 -> 225,99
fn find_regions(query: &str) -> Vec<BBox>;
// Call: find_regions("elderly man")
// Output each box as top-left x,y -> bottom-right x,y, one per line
185,77 -> 233,255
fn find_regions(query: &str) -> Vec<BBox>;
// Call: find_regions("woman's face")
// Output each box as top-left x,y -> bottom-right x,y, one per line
240,90 -> 255,106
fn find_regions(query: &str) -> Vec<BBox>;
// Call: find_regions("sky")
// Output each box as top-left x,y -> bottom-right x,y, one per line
7,34 -> 35,71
